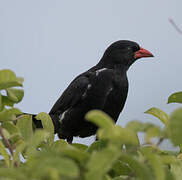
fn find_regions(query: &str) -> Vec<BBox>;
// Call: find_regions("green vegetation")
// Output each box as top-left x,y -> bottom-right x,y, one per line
0,69 -> 182,180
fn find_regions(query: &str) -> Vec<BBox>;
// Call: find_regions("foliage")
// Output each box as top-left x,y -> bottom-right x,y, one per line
0,69 -> 182,180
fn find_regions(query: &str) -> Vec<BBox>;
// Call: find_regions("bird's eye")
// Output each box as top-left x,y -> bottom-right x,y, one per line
132,46 -> 140,52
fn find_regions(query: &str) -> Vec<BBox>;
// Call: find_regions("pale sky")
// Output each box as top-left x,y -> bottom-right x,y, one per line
1,0 -> 182,145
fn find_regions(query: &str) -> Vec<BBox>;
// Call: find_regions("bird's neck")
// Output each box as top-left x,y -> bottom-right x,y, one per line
96,57 -> 129,73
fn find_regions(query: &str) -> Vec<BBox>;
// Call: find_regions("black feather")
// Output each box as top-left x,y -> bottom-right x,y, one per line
32,40 -> 153,143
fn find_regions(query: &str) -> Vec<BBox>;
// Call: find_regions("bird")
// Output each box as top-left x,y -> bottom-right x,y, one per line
33,40 -> 154,143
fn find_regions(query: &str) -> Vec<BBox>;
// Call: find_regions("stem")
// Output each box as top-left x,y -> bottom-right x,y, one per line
0,125 -> 18,167
156,137 -> 164,147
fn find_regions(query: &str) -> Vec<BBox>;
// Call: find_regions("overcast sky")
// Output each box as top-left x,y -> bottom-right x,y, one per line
1,0 -> 182,145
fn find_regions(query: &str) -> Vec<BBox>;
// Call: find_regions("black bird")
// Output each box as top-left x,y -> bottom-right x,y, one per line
34,40 -> 154,143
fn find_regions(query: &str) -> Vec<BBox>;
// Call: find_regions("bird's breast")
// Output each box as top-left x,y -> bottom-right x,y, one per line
103,72 -> 129,122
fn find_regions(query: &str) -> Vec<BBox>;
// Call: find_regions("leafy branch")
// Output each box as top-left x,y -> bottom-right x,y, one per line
0,125 -> 18,167
0,69 -> 182,180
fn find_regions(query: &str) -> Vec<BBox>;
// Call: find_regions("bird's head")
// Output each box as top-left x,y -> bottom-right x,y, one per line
100,40 -> 154,68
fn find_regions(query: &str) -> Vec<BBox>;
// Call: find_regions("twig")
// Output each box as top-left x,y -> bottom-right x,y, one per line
0,125 -> 18,167
156,137 -> 164,147
169,18 -> 182,35
141,138 -> 164,149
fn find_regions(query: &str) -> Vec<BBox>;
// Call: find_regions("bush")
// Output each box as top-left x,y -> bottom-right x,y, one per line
0,69 -> 182,180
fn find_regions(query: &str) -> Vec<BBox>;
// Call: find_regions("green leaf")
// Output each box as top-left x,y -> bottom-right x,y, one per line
2,128 -> 11,139
126,121 -> 157,133
12,141 -> 27,164
165,167 -> 175,180
87,140 -> 108,153
0,140 -> 10,167
0,168 -> 27,179
85,145 -> 121,180
170,160 -> 182,180
141,147 -> 165,180
0,69 -> 23,90
109,160 -> 132,177
0,109 -> 15,122
9,134 -> 22,146
1,121 -> 21,146
6,88 -> 24,103
112,176 -> 134,180
1,95 -> 14,107
0,93 -> 2,110
119,153 -> 152,180
71,143 -> 88,151
144,126 -> 162,143
98,126 -> 139,147
61,146 -> 90,163
16,115 -> 33,141
8,108 -> 22,115
126,121 -> 146,132
35,112 -> 54,145
85,110 -> 115,129
85,110 -> 139,147
0,160 -> 7,168
168,91 -> 182,104
52,139 -> 68,149
26,130 -> 50,156
104,175 -> 112,180
52,141 -> 89,163
0,108 -> 22,122
160,155 -> 177,167
145,107 -> 169,126
46,157 -> 79,178
16,77 -> 24,84
168,108 -> 182,146
29,150 -> 79,178
1,121 -> 19,134
12,141 -> 26,166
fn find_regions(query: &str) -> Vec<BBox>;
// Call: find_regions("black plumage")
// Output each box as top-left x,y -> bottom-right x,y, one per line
34,40 -> 154,143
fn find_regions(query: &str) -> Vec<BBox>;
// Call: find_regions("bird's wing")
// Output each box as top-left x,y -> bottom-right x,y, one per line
49,75 -> 90,115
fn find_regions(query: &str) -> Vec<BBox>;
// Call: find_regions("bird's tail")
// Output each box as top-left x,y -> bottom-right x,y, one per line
32,114 -> 43,129
20,113 -> 60,134
20,113 -> 43,129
